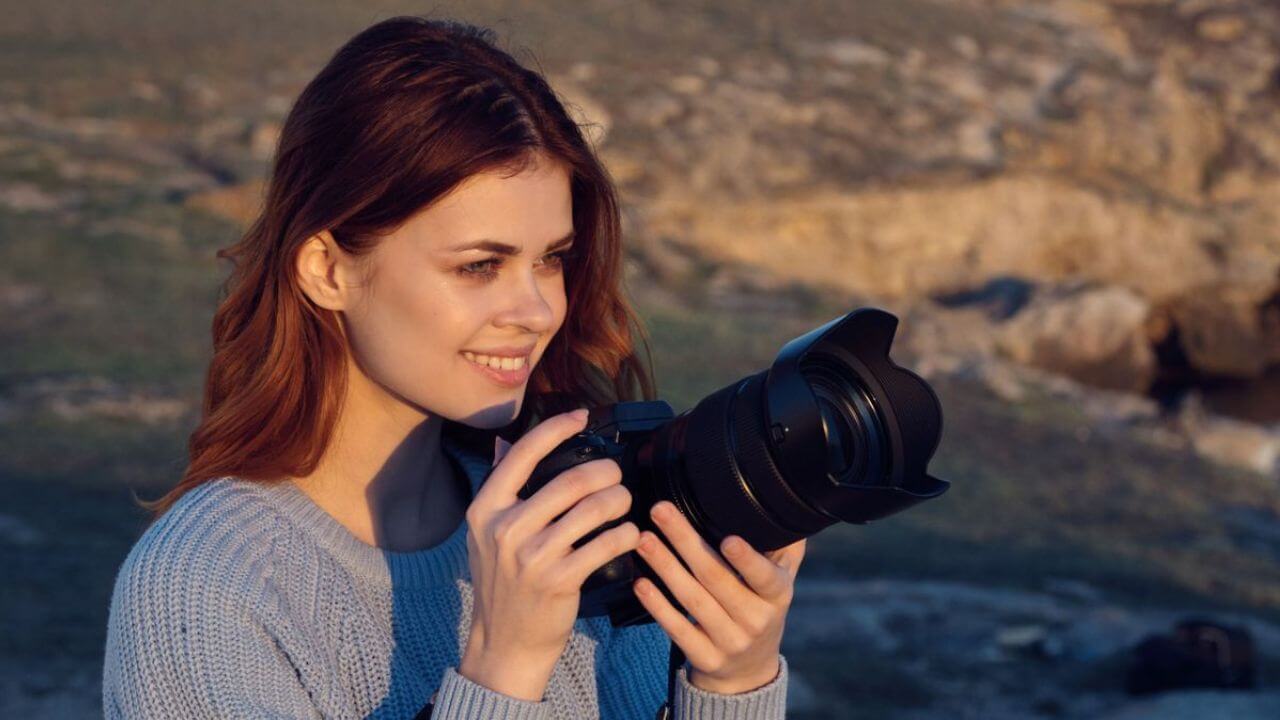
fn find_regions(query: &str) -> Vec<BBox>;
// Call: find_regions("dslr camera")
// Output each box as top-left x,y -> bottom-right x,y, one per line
518,307 -> 949,626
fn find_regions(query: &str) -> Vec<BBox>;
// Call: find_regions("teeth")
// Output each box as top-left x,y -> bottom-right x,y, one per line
462,352 -> 528,372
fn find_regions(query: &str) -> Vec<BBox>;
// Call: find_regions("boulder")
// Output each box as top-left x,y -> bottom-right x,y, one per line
995,282 -> 1156,393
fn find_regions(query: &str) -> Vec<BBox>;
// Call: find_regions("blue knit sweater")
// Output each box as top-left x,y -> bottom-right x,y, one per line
102,425 -> 789,719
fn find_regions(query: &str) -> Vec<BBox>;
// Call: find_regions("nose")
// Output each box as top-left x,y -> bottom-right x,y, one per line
494,267 -> 560,334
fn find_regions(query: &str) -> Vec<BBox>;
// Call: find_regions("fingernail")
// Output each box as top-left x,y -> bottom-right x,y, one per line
651,503 -> 672,521
574,408 -> 589,420
723,536 -> 745,557
638,532 -> 656,553
634,579 -> 651,597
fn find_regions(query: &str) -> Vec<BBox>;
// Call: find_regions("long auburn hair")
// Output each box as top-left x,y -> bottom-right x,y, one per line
139,16 -> 657,520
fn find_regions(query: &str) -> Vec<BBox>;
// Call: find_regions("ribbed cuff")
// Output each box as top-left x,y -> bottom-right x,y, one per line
673,655 -> 789,720
431,667 -> 552,720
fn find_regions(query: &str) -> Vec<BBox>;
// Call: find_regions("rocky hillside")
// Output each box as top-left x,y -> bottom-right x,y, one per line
597,0 -> 1280,397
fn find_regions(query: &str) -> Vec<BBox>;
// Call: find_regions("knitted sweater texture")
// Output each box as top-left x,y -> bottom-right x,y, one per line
101,425 -> 789,719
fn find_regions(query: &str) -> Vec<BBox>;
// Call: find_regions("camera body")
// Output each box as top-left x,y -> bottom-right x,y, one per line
517,307 -> 950,627
518,401 -> 678,626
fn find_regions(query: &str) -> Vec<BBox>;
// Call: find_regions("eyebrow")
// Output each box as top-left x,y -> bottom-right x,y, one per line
446,230 -> 576,255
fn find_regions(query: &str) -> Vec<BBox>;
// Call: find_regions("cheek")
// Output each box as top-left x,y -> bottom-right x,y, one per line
345,277 -> 469,384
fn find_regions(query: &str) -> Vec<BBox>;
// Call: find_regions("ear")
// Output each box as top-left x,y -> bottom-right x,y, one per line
295,230 -> 359,311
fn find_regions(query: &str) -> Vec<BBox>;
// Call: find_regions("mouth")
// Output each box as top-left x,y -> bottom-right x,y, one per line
460,350 -> 532,388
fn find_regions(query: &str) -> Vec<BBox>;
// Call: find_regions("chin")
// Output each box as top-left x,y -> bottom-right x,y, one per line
454,401 -> 523,430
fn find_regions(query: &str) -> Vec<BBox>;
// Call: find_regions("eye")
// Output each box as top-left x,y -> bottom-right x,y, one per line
542,247 -> 577,269
456,247 -> 577,281
458,258 -> 501,279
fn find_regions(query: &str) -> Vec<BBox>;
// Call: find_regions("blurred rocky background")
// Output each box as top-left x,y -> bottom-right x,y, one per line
2,1 -> 1279,717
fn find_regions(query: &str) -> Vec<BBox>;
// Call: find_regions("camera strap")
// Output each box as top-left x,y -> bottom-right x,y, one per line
655,640 -> 685,720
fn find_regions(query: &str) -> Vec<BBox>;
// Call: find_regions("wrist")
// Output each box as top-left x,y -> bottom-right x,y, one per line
688,656 -> 781,695
458,642 -> 558,702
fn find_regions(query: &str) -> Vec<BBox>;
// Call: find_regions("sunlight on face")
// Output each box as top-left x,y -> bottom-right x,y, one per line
343,153 -> 574,429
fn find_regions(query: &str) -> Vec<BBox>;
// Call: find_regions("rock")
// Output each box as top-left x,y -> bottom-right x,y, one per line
128,79 -> 163,103
243,120 -> 282,161
179,73 -> 220,112
0,182 -> 65,212
996,623 -> 1064,659
1164,282 -> 1280,378
693,56 -> 721,77
5,375 -> 190,425
995,282 -> 1156,393
1044,578 -> 1105,604
625,91 -> 682,128
1096,690 -> 1280,720
1184,413 -> 1280,476
1196,14 -> 1248,42
184,179 -> 267,225
952,35 -> 982,61
0,281 -> 48,311
814,38 -> 891,68
0,514 -> 42,546
668,75 -> 705,95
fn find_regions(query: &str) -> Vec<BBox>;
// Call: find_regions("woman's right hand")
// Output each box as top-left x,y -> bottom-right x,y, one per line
458,408 -> 640,702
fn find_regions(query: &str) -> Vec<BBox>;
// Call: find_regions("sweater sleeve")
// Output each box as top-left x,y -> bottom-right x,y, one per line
426,667 -> 551,720
596,621 -> 789,720
672,656 -> 789,720
102,520 -> 330,719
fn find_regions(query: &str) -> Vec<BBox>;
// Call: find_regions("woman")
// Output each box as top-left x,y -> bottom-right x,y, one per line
103,16 -> 805,720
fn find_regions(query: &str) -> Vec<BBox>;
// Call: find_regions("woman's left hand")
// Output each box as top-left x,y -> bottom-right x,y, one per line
632,500 -> 806,695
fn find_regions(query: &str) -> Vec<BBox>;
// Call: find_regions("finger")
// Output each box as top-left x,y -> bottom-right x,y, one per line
533,482 -> 632,555
771,539 -> 806,580
473,408 -> 589,508
633,578 -> 720,671
560,521 -> 640,586
763,538 -> 805,564
721,536 -> 792,603
648,502 -> 762,621
635,531 -> 740,647
515,458 -> 623,532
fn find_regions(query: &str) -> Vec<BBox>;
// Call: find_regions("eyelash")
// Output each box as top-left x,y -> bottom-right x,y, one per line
457,249 -> 577,281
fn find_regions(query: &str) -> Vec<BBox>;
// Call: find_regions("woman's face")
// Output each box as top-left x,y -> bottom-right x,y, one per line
340,155 -> 573,429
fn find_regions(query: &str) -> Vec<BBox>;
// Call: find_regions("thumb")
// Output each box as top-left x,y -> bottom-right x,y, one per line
492,435 -> 513,468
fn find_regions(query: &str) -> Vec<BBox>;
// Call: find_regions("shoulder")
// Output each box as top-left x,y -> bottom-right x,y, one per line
108,478 -> 288,622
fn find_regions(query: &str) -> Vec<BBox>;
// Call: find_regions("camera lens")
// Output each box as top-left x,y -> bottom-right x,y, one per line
802,355 -> 888,487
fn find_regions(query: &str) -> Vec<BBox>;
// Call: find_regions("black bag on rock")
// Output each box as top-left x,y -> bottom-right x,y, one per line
1125,617 -> 1257,695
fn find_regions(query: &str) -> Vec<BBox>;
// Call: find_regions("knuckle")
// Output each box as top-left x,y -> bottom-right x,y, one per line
776,579 -> 795,604
543,566 -> 571,592
610,525 -> 637,553
514,542 -> 538,568
604,458 -> 623,483
578,491 -> 608,519
612,484 -> 633,510
741,613 -> 769,637
726,633 -> 753,656
685,593 -> 709,616
556,468 -> 588,497
491,515 -> 519,546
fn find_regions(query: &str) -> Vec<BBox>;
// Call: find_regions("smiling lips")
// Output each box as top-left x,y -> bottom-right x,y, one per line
461,351 -> 528,371
461,350 -> 533,388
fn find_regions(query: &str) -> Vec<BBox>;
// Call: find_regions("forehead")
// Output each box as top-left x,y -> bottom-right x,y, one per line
402,158 -> 574,251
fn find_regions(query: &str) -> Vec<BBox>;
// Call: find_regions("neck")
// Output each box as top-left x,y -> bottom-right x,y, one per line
291,356 -> 469,552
